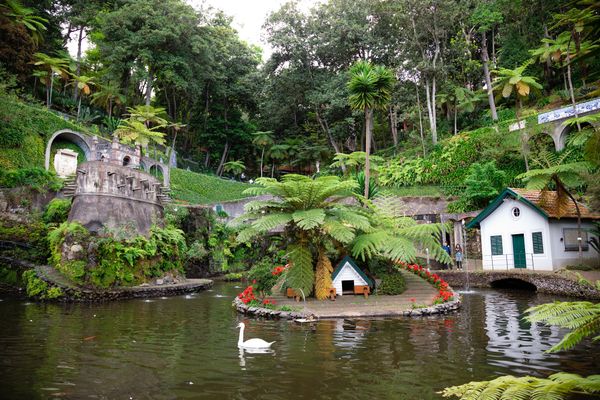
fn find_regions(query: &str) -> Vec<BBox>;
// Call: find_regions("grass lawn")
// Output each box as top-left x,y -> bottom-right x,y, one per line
170,168 -> 254,204
380,185 -> 444,197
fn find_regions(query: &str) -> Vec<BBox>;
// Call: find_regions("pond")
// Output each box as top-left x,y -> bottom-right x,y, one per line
0,283 -> 598,399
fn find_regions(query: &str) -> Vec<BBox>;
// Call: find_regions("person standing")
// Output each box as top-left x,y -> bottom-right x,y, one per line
454,244 -> 463,270
442,242 -> 451,270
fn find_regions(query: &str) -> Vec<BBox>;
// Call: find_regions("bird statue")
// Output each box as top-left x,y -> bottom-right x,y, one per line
237,322 -> 275,349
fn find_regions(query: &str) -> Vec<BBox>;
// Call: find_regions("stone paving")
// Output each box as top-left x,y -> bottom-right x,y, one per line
269,270 -> 440,318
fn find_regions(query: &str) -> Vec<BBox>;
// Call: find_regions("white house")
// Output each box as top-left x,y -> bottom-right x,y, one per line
466,188 -> 599,271
332,256 -> 373,296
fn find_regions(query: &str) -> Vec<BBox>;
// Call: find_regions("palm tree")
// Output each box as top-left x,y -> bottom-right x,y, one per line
348,61 -> 395,198
233,175 -> 369,299
517,149 -> 592,261
31,52 -> 70,108
1,0 -> 47,45
69,75 -> 95,120
223,160 -> 246,178
493,62 -> 542,171
251,131 -> 274,178
91,82 -> 126,119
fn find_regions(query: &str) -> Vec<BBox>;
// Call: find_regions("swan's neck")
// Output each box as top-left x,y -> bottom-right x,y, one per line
238,326 -> 244,345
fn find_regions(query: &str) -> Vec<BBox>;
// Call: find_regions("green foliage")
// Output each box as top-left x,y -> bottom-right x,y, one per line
48,221 -> 186,288
440,372 -> 600,400
286,244 -> 314,297
0,266 -> 18,285
524,301 -> 600,353
42,198 -> 71,224
0,168 -> 62,192
448,162 -> 506,212
0,90 -> 88,170
45,286 -> 64,299
355,170 -> 379,199
170,168 -> 253,204
378,272 -> 406,295
246,257 -> 279,295
22,269 -> 47,298
223,272 -> 244,281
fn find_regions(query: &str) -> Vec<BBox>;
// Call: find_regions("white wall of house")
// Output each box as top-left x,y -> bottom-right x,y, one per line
480,198 -> 553,270
548,220 -> 598,268
332,262 -> 369,296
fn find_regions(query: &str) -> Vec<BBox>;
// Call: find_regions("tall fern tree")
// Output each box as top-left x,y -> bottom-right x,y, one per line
232,174 -> 370,299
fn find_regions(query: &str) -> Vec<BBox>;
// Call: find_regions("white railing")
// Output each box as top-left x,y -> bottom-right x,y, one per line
483,253 -> 539,270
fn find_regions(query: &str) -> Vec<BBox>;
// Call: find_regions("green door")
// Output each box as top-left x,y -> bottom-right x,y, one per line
512,234 -> 526,268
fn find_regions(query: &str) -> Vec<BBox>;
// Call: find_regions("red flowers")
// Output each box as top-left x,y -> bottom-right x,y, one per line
271,266 -> 286,276
398,261 -> 454,304
262,299 -> 276,305
238,285 -> 257,304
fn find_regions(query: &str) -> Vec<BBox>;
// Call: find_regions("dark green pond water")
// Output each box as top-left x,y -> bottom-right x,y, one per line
0,283 -> 598,400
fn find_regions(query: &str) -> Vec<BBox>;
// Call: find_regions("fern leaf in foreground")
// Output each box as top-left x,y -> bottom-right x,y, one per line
525,301 -> 600,352
440,373 -> 600,400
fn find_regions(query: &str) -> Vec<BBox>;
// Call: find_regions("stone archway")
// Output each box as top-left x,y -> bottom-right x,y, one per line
551,120 -> 598,151
490,278 -> 537,291
45,130 -> 93,171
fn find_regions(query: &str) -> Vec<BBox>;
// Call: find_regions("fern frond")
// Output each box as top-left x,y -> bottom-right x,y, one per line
293,209 -> 326,230
351,231 -> 388,261
322,219 -> 355,244
286,244 -> 314,296
251,213 -> 293,232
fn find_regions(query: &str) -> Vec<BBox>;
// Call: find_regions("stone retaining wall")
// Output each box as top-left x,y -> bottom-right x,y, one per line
437,270 -> 600,300
232,296 -> 461,319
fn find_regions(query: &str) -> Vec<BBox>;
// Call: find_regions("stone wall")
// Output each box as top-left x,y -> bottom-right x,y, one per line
68,161 -> 165,235
437,270 -> 600,299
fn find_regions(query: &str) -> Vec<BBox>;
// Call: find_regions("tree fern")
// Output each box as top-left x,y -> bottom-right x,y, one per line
525,301 -> 600,352
315,250 -> 333,300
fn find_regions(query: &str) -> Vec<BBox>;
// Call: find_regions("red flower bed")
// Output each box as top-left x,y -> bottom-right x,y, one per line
397,262 -> 455,304
238,285 -> 257,304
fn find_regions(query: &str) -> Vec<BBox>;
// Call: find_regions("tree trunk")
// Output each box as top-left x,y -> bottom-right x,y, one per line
145,69 -> 153,106
48,75 -> 54,108
77,96 -> 82,121
217,141 -> 230,177
73,26 -> 84,101
389,106 -> 398,147
259,147 -> 265,178
424,79 -> 437,144
566,60 -> 581,132
453,105 -> 457,135
108,98 -> 113,120
516,98 -> 529,172
481,32 -> 498,122
415,81 -> 426,157
364,108 -> 372,199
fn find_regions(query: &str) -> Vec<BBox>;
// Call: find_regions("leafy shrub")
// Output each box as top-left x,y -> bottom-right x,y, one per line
0,267 -> 18,285
224,272 -> 244,281
447,161 -> 506,212
246,257 -> 280,295
0,168 -> 63,192
22,269 -> 47,298
43,198 -> 71,224
378,273 -> 406,295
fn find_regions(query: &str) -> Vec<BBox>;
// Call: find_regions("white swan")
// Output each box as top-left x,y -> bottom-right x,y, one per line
237,322 -> 275,349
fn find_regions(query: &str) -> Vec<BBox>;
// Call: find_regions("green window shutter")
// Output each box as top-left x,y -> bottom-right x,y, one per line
491,235 -> 503,256
532,232 -> 544,254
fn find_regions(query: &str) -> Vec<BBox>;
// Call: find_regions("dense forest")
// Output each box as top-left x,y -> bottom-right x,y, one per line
1,0 -> 599,208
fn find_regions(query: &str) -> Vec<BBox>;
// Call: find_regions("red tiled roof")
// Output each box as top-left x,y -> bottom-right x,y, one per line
510,188 -> 600,219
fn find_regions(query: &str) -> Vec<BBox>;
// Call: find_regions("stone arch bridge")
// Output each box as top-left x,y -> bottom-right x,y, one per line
438,270 -> 600,300
45,129 -> 170,187
535,97 -> 600,151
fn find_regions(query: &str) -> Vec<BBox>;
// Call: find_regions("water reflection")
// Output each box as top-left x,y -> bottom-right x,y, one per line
0,284 -> 598,400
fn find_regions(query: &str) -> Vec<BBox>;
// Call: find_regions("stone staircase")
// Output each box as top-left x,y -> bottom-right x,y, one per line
157,186 -> 172,204
61,174 -> 77,198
